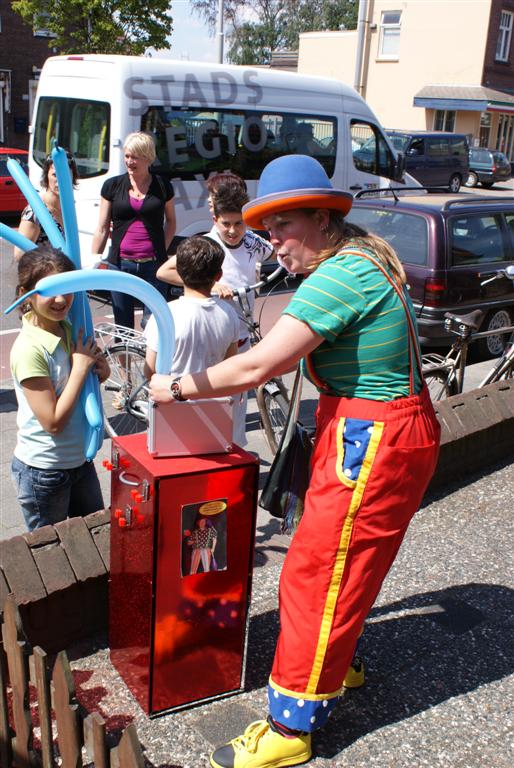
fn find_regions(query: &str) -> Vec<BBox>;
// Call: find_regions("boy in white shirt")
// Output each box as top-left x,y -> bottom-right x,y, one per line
156,175 -> 273,446
144,237 -> 239,386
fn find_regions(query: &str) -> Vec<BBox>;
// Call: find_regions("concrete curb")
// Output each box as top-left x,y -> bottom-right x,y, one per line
428,380 -> 514,490
1,381 -> 513,652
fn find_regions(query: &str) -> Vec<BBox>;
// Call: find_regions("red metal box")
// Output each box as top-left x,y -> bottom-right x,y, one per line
109,433 -> 259,716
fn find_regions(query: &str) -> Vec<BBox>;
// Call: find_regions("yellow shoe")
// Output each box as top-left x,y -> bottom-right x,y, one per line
343,656 -> 365,689
210,719 -> 312,768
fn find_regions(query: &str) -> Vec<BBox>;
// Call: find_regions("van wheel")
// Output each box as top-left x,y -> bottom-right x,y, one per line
477,308 -> 513,359
465,171 -> 478,187
449,174 -> 461,192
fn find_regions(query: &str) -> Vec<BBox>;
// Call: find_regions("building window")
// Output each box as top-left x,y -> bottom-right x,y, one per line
378,11 -> 401,60
434,110 -> 455,132
496,10 -> 513,62
34,12 -> 56,38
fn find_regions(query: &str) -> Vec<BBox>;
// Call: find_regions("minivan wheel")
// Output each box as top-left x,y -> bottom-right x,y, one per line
465,171 -> 478,187
477,308 -> 514,358
449,174 -> 461,192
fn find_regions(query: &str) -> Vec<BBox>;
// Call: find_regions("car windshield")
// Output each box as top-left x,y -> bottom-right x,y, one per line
346,207 -> 429,265
386,133 -> 410,152
493,152 -> 509,164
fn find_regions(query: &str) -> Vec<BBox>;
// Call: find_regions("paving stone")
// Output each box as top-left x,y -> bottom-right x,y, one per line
91,524 -> 110,570
84,508 -> 110,529
0,535 -> 46,603
32,543 -> 76,594
23,526 -> 59,548
55,517 -> 106,581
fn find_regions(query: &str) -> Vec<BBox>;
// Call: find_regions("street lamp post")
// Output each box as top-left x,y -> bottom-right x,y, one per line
216,0 -> 224,63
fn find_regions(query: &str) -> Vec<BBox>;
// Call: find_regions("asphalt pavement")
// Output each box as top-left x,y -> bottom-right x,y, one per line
0,185 -> 513,765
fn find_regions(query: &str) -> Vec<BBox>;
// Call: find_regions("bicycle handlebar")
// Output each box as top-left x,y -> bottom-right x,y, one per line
479,265 -> 514,287
236,265 -> 287,295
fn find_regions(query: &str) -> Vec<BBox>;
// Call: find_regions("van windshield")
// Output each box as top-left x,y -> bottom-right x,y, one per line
33,97 -> 110,179
141,106 -> 337,181
346,207 -> 429,266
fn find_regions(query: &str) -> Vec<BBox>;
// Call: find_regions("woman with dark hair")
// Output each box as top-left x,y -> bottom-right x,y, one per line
150,155 -> 440,768
14,152 -> 79,261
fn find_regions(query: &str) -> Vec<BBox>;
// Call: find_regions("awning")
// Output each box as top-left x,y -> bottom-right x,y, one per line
413,85 -> 514,114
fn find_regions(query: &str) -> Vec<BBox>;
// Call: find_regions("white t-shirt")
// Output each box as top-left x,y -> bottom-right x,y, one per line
206,226 -> 274,339
144,295 -> 239,378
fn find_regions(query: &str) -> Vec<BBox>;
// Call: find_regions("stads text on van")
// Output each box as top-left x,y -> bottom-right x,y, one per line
29,54 -> 410,267
386,130 -> 469,193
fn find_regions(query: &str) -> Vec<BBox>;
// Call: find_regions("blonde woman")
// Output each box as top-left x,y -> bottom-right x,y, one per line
92,131 -> 176,329
150,155 -> 440,768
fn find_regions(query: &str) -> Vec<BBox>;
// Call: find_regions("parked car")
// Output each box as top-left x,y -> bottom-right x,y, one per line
0,148 -> 28,214
386,131 -> 469,192
346,192 -> 514,357
465,147 -> 512,188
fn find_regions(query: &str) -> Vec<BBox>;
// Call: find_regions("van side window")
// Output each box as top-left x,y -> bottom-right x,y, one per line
142,106 -> 337,181
32,96 -> 110,179
450,215 -> 506,265
427,138 -> 449,157
351,120 -> 395,178
450,137 -> 468,157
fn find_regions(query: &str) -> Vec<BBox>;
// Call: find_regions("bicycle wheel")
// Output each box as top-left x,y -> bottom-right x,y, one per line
256,378 -> 289,454
424,369 -> 457,401
103,343 -> 149,438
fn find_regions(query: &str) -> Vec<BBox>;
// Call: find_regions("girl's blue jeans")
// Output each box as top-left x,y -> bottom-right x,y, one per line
11,456 -> 104,531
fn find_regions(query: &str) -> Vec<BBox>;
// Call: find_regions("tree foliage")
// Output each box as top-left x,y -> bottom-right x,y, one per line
11,0 -> 173,55
191,0 -> 358,64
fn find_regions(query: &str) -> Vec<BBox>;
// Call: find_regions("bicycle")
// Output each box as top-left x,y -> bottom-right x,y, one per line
95,265 -> 292,453
422,266 -> 514,400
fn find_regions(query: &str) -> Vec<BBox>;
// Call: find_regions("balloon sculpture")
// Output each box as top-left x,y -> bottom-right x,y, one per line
2,145 -> 175,461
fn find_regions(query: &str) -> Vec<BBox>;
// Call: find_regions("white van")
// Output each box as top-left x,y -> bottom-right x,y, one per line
29,54 -> 408,267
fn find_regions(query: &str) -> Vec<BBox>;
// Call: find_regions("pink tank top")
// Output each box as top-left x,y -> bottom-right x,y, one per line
119,197 -> 157,260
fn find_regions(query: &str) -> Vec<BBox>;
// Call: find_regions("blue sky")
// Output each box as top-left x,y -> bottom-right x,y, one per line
156,1 -> 218,62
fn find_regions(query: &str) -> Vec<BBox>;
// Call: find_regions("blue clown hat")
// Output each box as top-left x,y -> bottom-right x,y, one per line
242,154 -> 353,229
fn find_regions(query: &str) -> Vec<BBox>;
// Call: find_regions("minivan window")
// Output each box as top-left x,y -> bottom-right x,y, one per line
427,138 -> 449,157
351,121 -> 395,178
505,213 -> 514,250
409,137 -> 424,155
33,97 -> 110,179
346,208 -> 429,265
141,106 -> 337,181
450,215 -> 506,265
450,137 -> 468,157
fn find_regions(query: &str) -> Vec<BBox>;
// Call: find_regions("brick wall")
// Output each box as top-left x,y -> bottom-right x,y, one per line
0,4 -> 56,150
483,0 -> 514,92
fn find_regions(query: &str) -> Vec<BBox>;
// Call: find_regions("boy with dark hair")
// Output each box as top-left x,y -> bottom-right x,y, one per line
144,236 -> 239,380
156,173 -> 274,446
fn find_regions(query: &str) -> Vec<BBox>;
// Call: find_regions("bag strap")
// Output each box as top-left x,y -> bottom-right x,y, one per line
342,247 -> 423,394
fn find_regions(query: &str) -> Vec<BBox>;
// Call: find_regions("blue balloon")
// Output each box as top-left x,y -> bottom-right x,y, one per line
50,146 -> 104,457
52,146 -> 81,267
6,157 -> 66,251
0,222 -> 36,253
2,148 -> 104,461
5,270 -> 175,374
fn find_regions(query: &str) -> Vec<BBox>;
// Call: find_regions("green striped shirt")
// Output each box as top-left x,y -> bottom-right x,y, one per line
283,247 -> 422,401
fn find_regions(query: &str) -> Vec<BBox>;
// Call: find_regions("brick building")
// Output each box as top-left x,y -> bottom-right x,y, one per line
0,1 -> 57,149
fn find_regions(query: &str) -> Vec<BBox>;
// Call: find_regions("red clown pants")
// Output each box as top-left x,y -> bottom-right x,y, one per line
268,386 -> 440,731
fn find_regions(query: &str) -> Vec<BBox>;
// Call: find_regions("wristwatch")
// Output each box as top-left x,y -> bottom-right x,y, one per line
169,378 -> 187,401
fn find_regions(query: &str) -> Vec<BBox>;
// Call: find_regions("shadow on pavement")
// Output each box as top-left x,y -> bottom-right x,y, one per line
245,582 -> 513,758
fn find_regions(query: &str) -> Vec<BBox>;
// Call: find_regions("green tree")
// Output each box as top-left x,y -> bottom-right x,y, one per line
191,0 -> 358,64
11,0 -> 173,55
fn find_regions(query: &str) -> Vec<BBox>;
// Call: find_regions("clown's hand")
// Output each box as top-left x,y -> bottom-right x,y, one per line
149,374 -> 174,404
